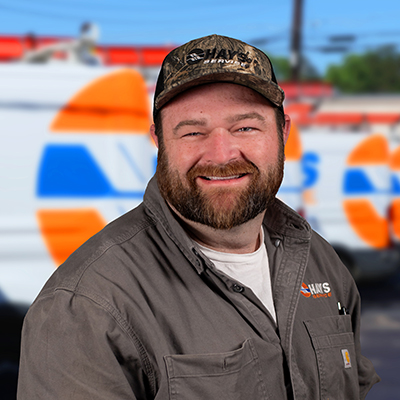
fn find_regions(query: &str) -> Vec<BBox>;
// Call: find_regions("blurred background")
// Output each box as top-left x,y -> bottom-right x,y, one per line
0,0 -> 399,398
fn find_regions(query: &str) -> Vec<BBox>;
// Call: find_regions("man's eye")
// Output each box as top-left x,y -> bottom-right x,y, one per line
238,127 -> 253,132
183,132 -> 202,137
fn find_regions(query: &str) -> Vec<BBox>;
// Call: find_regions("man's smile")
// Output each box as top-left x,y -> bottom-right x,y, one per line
200,173 -> 247,181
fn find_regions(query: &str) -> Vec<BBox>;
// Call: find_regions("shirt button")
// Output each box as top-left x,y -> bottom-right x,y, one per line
192,249 -> 200,257
274,239 -> 281,247
232,283 -> 244,293
192,249 -> 200,263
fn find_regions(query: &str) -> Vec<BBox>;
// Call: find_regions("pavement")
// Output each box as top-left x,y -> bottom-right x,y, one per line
359,271 -> 400,400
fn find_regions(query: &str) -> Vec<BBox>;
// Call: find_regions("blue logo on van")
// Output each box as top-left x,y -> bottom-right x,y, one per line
37,144 -> 147,198
343,169 -> 390,195
391,174 -> 400,194
343,170 -> 375,194
301,152 -> 319,188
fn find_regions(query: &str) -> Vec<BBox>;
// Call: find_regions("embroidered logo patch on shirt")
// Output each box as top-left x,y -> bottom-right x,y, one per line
300,282 -> 331,298
341,349 -> 352,368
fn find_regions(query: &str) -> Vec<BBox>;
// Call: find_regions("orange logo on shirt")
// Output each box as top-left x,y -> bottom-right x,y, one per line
301,282 -> 331,299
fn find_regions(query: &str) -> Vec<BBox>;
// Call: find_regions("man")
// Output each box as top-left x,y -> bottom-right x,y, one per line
18,34 -> 379,399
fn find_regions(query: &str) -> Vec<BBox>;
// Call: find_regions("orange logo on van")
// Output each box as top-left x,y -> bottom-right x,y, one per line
390,146 -> 400,241
343,134 -> 390,249
37,69 -> 152,266
285,122 -> 302,162
51,68 -> 151,133
37,209 -> 106,266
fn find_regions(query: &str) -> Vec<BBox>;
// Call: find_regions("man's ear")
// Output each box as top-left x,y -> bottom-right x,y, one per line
150,124 -> 159,149
283,114 -> 291,146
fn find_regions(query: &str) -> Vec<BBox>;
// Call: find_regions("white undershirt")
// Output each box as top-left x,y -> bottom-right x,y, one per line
196,228 -> 277,322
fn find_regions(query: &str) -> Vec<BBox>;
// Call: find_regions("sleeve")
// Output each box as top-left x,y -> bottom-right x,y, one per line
17,290 -> 152,400
344,273 -> 381,400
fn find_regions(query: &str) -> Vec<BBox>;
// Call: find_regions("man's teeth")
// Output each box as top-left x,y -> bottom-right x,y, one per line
204,175 -> 241,181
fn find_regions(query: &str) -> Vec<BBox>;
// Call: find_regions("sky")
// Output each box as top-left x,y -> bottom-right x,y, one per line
0,0 -> 399,74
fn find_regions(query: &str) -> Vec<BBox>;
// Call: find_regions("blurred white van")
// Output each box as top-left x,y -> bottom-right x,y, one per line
300,130 -> 399,280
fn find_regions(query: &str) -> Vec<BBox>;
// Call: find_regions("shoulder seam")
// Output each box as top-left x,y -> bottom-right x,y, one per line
68,216 -> 155,289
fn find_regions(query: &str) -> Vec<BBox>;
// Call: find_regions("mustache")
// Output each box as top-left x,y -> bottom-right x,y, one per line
187,160 -> 258,180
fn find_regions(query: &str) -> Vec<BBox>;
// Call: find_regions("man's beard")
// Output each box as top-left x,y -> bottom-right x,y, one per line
156,141 -> 284,230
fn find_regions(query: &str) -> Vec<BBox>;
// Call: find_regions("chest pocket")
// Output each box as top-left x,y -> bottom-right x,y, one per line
163,339 -> 268,400
304,315 -> 360,400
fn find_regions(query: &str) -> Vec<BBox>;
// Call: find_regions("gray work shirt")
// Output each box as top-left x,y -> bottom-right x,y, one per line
17,177 -> 380,399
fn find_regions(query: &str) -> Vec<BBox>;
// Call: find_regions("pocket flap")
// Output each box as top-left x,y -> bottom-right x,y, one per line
164,338 -> 257,378
304,315 -> 355,350
304,314 -> 352,338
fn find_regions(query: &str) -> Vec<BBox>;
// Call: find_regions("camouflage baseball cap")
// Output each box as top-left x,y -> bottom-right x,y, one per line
153,34 -> 285,118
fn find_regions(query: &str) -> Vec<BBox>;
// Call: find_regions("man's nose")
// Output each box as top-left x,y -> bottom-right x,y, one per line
204,129 -> 240,164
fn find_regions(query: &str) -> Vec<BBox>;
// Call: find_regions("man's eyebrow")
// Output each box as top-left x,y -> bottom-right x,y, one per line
227,112 -> 266,123
173,118 -> 207,135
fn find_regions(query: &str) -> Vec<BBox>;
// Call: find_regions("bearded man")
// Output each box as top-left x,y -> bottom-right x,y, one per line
18,34 -> 379,400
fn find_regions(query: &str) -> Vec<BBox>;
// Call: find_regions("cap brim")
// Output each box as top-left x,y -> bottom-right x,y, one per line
155,70 -> 284,111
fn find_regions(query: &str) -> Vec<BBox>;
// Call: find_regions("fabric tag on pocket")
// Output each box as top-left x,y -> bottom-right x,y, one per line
341,349 -> 351,368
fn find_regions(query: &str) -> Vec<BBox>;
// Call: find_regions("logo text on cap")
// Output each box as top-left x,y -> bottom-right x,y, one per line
186,48 -> 253,67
